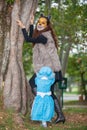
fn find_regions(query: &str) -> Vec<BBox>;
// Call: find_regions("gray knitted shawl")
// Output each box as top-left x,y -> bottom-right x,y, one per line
33,31 -> 61,73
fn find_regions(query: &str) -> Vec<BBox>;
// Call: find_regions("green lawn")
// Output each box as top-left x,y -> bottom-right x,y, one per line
64,100 -> 87,105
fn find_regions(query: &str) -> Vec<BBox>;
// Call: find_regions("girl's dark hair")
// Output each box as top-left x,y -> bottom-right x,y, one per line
33,16 -> 58,49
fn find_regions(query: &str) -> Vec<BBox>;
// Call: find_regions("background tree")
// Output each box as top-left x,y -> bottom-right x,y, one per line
67,50 -> 87,100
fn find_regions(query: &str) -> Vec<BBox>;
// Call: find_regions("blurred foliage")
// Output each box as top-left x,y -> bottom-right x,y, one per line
22,42 -> 33,78
67,53 -> 87,77
67,51 -> 87,96
6,0 -> 14,4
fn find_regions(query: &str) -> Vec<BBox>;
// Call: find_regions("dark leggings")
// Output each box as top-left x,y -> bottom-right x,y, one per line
29,73 -> 57,99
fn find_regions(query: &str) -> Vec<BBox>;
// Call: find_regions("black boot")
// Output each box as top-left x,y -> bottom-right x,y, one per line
54,99 -> 65,124
29,73 -> 37,96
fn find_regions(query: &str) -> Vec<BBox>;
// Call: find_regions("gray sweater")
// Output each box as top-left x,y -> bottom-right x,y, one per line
33,31 -> 61,73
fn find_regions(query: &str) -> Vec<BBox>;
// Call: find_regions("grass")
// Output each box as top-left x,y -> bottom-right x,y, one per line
0,92 -> 87,130
64,100 -> 87,105
64,107 -> 87,113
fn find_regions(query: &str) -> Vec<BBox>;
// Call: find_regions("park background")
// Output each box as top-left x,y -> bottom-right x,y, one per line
0,0 -> 87,130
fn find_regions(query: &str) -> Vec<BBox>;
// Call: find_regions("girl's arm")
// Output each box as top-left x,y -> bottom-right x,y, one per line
17,17 -> 47,44
16,19 -> 34,38
22,28 -> 47,44
29,25 -> 33,37
16,20 -> 47,44
28,14 -> 34,37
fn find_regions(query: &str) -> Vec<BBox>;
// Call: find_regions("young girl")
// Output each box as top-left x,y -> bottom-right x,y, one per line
31,66 -> 55,127
17,14 -> 65,124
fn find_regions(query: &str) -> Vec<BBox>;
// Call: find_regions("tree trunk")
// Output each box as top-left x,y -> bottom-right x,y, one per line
45,0 -> 51,14
0,0 -> 10,89
80,72 -> 87,100
3,0 -> 38,115
62,42 -> 72,76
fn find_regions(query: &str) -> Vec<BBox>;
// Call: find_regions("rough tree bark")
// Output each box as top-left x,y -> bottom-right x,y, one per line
0,0 -> 10,89
0,1 -> 4,89
3,0 -> 38,115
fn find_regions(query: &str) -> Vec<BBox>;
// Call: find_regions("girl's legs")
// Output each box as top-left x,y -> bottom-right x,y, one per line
29,73 -> 37,96
41,121 -> 47,127
51,83 -> 65,124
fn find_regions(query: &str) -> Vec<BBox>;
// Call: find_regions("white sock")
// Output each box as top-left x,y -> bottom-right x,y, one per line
42,121 -> 47,127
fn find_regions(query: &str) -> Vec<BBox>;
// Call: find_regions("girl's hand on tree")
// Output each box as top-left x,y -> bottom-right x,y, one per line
30,14 -> 34,24
16,20 -> 25,28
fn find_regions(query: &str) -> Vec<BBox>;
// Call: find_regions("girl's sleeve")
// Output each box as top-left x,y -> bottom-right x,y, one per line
22,28 -> 47,44
29,25 -> 33,37
55,71 -> 63,81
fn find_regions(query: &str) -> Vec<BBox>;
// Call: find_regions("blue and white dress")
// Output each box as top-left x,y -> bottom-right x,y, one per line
31,66 -> 55,122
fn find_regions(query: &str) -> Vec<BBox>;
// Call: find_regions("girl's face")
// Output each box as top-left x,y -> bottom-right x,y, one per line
37,17 -> 47,31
